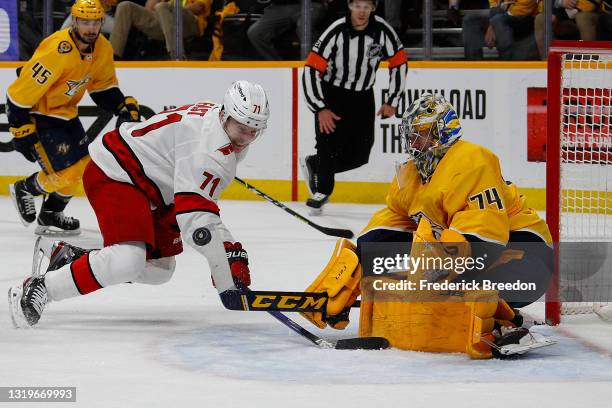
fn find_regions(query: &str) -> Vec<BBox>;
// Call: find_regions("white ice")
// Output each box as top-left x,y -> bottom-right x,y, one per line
1,197 -> 612,408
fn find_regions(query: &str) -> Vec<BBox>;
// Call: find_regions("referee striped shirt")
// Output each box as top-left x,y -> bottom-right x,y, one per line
302,14 -> 407,113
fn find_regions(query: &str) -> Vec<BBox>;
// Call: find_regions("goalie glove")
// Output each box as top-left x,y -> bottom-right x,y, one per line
224,241 -> 250,287
10,123 -> 39,163
115,96 -> 141,127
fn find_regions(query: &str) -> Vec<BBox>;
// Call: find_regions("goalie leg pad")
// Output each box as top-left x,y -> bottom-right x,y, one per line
301,239 -> 361,329
358,285 -> 499,359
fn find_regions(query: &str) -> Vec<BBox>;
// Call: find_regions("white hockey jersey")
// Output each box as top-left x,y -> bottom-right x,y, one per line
89,102 -> 244,253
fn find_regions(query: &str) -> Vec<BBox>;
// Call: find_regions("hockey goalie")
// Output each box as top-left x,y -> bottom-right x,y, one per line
301,93 -> 555,358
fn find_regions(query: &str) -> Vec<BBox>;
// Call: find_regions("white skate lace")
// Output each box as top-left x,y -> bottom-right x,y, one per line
28,282 -> 48,316
56,212 -> 77,226
22,194 -> 36,215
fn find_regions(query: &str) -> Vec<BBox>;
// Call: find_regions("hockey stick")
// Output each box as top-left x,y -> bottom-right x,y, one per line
233,282 -> 389,350
233,177 -> 354,239
266,308 -> 389,350
0,140 -> 15,152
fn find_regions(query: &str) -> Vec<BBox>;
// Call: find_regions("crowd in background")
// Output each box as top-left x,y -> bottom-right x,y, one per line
15,0 -> 612,62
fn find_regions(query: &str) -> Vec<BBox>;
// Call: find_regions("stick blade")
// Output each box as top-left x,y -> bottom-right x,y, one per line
318,227 -> 354,239
334,337 -> 390,350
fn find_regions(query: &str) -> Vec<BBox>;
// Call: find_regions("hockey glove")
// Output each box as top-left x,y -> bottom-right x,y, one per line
10,123 -> 39,163
115,96 -> 141,127
224,242 -> 250,287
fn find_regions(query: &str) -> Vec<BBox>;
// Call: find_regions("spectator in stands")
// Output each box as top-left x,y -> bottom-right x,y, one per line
247,0 -> 326,60
534,0 -> 600,59
599,0 -> 612,40
463,0 -> 538,60
384,0 -> 405,32
63,0 -> 118,35
18,0 -> 43,60
110,0 -> 213,59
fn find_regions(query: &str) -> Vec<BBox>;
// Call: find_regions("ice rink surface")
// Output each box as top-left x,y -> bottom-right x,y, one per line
1,196 -> 612,408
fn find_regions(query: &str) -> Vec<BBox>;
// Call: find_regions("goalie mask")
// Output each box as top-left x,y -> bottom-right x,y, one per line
221,80 -> 270,150
399,93 -> 462,182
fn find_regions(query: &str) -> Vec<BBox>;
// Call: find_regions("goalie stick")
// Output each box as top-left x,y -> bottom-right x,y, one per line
234,177 -> 354,239
233,283 -> 389,350
266,308 -> 390,350
31,237 -> 383,350
0,140 -> 14,152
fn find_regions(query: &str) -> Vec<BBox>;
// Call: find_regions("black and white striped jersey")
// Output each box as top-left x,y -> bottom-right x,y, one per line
302,14 -> 407,113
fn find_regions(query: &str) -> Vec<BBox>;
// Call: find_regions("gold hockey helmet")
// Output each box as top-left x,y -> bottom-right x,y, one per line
71,0 -> 105,20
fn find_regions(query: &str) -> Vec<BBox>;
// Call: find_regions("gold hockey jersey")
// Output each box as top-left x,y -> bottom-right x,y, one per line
363,140 -> 552,246
7,28 -> 118,120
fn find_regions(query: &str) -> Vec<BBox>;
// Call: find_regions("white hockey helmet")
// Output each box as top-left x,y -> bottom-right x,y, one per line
221,80 -> 270,138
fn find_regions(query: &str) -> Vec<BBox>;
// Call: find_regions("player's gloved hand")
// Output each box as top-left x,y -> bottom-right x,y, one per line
224,241 -> 250,287
10,123 -> 39,163
116,96 -> 141,127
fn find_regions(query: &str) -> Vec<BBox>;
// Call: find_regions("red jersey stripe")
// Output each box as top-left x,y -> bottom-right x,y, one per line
102,129 -> 164,207
175,192 -> 220,215
70,254 -> 103,295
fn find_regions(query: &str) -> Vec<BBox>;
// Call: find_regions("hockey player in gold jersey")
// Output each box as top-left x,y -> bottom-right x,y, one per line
301,93 -> 554,358
6,0 -> 140,235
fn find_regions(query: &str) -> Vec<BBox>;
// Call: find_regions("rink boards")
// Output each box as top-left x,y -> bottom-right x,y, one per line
0,61 -> 548,209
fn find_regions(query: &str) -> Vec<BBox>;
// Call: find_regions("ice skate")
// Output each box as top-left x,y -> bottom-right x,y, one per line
8,276 -> 48,328
306,192 -> 329,215
35,210 -> 81,236
299,155 -> 317,196
9,181 -> 37,226
481,326 -> 556,358
47,240 -> 89,272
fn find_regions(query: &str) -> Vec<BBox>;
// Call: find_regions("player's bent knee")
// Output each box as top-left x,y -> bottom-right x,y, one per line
89,242 -> 147,286
136,256 -> 176,285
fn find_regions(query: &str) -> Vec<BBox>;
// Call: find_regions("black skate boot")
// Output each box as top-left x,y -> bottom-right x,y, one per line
35,210 -> 81,236
47,240 -> 89,272
8,276 -> 48,328
306,192 -> 329,215
9,180 -> 37,225
299,155 -> 318,196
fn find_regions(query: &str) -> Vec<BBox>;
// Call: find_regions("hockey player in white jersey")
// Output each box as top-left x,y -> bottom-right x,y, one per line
8,80 -> 270,328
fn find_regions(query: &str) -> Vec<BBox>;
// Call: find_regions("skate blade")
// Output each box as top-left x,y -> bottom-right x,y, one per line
308,207 -> 323,216
8,184 -> 33,227
8,285 -> 29,329
35,225 -> 81,237
31,236 -> 53,277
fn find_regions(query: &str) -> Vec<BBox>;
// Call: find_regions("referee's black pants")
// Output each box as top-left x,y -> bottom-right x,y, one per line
313,85 -> 375,195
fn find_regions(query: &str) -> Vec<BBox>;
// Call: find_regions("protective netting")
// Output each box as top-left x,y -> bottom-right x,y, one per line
558,51 -> 612,316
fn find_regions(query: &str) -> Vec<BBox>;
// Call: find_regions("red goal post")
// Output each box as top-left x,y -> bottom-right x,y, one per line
545,41 -> 612,325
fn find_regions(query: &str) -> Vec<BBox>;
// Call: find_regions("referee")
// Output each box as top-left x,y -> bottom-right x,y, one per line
301,0 -> 407,214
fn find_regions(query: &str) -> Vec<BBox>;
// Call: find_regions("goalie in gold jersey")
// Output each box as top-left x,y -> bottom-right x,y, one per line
6,0 -> 140,235
301,93 -> 554,358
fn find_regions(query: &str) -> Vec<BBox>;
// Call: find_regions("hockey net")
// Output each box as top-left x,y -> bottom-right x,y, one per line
546,41 -> 612,325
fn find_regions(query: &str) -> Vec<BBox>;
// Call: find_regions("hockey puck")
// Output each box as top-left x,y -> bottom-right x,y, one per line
193,227 -> 212,246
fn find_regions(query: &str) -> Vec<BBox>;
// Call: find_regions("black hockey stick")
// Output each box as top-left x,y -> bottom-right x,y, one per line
0,140 -> 14,152
266,308 -> 389,350
232,283 -> 388,350
234,177 -> 354,239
